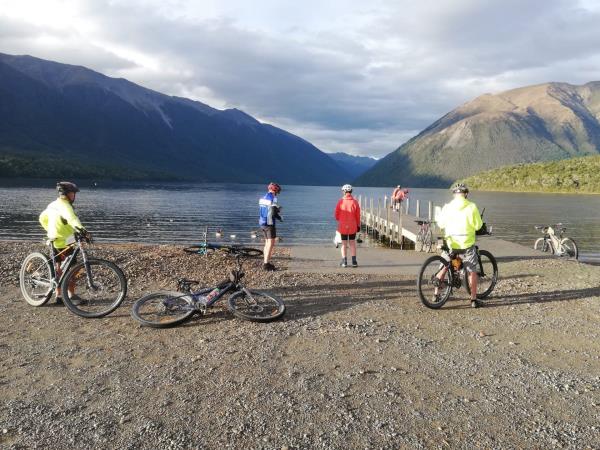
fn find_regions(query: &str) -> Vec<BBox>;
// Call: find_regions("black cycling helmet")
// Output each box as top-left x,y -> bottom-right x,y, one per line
56,181 -> 80,195
452,183 -> 469,194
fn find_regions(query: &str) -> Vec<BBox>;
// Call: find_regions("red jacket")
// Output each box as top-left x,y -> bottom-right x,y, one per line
335,194 -> 361,234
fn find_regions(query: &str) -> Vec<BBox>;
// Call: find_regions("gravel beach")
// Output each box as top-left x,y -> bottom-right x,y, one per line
1,241 -> 599,449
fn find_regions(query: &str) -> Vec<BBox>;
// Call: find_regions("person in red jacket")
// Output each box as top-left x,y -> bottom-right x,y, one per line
334,184 -> 361,267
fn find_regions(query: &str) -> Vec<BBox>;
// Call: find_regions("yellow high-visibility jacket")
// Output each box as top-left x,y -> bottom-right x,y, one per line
437,196 -> 483,249
39,198 -> 83,249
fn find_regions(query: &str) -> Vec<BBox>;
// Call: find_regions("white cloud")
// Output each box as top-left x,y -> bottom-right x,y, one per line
1,0 -> 600,158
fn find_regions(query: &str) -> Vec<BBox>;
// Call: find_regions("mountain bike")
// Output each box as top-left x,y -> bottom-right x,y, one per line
417,240 -> 498,309
533,224 -> 578,259
183,226 -> 263,257
183,242 -> 263,258
415,220 -> 434,252
132,249 -> 285,328
19,232 -> 128,318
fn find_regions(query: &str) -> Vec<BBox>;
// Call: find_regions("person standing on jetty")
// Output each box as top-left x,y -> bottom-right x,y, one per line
39,182 -> 88,302
436,183 -> 483,308
335,184 -> 361,267
392,185 -> 408,211
392,185 -> 402,210
259,182 -> 282,271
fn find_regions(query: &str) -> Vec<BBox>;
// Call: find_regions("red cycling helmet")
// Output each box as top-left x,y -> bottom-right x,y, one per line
268,182 -> 281,194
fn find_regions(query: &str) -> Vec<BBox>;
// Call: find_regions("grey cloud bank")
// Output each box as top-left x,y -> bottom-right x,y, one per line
1,0 -> 600,158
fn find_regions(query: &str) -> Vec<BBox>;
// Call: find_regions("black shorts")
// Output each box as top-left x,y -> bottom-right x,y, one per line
261,225 -> 277,239
341,233 -> 356,241
51,246 -> 75,266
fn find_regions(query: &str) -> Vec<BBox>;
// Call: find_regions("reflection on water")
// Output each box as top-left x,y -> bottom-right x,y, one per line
0,181 -> 598,258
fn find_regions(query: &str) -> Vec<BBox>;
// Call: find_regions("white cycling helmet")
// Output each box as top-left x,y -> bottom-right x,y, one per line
342,184 -> 353,193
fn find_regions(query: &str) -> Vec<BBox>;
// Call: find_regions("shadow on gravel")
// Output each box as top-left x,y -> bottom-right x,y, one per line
495,255 -> 566,263
445,286 -> 600,310
282,279 -> 415,320
501,274 -> 540,280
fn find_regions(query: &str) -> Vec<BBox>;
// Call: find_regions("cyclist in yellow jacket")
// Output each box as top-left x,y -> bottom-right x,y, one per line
437,183 -> 483,308
39,182 -> 87,302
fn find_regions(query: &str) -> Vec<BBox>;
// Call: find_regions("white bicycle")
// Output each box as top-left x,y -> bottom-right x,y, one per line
533,224 -> 578,260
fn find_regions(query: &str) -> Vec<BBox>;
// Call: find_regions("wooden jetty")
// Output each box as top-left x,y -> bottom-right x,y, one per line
358,195 -> 441,249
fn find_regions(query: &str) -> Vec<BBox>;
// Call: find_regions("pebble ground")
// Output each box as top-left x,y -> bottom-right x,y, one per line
1,241 -> 599,449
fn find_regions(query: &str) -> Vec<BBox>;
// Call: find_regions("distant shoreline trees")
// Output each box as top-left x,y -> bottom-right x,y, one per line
457,155 -> 600,194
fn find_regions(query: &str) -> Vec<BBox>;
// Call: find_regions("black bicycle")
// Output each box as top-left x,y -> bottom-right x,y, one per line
132,249 -> 285,328
415,220 -> 434,252
19,232 -> 128,318
183,242 -> 263,258
417,240 -> 498,309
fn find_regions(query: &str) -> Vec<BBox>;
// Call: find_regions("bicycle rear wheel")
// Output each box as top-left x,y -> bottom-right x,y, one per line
417,256 -> 452,309
465,250 -> 498,299
19,252 -> 55,306
132,291 -> 196,328
228,289 -> 285,322
183,245 -> 215,255
560,238 -> 578,260
62,259 -> 127,318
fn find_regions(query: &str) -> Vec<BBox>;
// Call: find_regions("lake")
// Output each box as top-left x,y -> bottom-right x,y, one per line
0,181 -> 598,259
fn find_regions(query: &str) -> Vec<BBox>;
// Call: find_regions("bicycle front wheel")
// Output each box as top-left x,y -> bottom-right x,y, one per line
465,250 -> 498,299
237,247 -> 264,258
417,256 -> 452,309
228,289 -> 285,322
415,230 -> 424,252
132,291 -> 196,328
560,238 -> 578,260
423,228 -> 433,253
62,259 -> 127,318
19,252 -> 55,306
534,237 -> 553,254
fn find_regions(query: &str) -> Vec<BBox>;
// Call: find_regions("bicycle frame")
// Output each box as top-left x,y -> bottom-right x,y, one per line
175,254 -> 248,309
439,242 -> 487,279
46,237 -> 97,292
538,225 -> 566,255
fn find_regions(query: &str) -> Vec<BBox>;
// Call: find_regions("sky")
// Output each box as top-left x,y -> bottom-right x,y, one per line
1,0 -> 600,158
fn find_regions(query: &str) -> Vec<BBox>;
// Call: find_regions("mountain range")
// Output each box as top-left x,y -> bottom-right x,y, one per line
0,53 -> 366,185
357,82 -> 600,187
328,152 -> 377,179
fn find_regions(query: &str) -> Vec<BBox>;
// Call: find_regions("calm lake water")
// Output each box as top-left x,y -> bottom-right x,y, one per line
0,181 -> 598,259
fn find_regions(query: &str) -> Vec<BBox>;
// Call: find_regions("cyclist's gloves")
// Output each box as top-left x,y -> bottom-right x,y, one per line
273,206 -> 283,222
75,227 -> 92,243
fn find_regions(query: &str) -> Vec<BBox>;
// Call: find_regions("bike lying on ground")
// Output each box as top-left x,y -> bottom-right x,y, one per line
183,242 -> 263,258
533,224 -> 578,260
132,249 -> 285,328
417,239 -> 498,309
19,232 -> 128,318
415,220 -> 434,253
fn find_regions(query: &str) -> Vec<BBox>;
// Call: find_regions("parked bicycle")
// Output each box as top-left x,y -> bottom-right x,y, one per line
415,220 -> 434,252
183,225 -> 263,257
183,242 -> 263,258
132,249 -> 285,328
533,224 -> 578,259
19,232 -> 128,318
417,239 -> 498,309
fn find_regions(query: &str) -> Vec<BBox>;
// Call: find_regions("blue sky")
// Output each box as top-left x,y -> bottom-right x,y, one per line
1,0 -> 600,158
